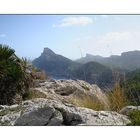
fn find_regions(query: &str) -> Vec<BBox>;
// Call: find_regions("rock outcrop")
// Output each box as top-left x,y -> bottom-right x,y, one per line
0,98 -> 130,126
0,79 -> 131,126
120,106 -> 140,115
34,79 -> 110,110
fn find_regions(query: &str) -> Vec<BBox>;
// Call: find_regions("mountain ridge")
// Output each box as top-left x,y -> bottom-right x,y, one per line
76,50 -> 140,71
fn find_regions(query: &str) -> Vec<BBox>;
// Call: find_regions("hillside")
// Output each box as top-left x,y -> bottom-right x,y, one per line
123,69 -> 140,105
71,61 -> 116,88
32,48 -> 81,79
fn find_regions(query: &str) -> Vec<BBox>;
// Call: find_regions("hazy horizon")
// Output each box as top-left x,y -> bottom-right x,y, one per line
0,15 -> 140,60
34,47 -> 140,61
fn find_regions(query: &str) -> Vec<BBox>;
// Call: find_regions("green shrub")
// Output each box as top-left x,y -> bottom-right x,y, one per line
123,70 -> 140,105
0,45 -> 33,105
127,110 -> 140,126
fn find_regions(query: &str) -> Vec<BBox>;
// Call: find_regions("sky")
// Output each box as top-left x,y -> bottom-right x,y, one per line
0,15 -> 140,60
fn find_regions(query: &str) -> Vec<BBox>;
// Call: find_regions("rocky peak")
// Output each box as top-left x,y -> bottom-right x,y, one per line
41,48 -> 56,57
121,50 -> 140,57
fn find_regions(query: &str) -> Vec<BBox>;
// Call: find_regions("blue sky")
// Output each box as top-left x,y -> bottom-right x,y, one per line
0,15 -> 140,60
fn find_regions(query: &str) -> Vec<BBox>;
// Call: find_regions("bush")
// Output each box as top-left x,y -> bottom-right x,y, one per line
123,69 -> 140,105
127,110 -> 140,126
0,45 -> 33,105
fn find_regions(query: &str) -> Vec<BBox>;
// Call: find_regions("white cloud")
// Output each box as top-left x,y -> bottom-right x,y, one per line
0,34 -> 6,37
73,31 -> 139,57
54,17 -> 94,27
74,32 -> 133,47
97,32 -> 132,44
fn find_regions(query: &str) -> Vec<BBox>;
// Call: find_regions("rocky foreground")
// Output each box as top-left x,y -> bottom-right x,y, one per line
0,79 -> 135,126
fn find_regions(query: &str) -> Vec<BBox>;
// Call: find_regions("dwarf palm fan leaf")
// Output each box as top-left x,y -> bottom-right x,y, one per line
0,44 -> 16,61
0,45 -> 33,105
0,44 -> 20,78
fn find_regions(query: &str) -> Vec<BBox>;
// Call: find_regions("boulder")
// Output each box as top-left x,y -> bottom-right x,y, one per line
15,106 -> 63,126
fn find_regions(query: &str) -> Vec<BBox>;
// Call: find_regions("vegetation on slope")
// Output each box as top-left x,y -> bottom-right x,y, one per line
71,61 -> 121,89
0,45 -> 47,105
0,45 -> 34,105
122,69 -> 140,105
127,110 -> 140,126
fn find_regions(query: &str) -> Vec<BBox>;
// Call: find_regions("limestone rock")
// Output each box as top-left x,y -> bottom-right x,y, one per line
0,98 -> 130,126
0,104 -> 21,125
34,79 -> 110,110
120,106 -> 140,115
0,79 -> 132,126
15,106 -> 63,126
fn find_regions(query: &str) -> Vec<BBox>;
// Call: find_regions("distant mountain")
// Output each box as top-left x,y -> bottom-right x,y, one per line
32,48 -> 80,78
71,61 -> 116,88
76,50 -> 140,71
77,53 -> 104,64
32,48 -> 123,89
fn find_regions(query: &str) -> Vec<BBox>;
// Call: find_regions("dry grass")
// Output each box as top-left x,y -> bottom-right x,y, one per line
32,68 -> 47,80
23,88 -> 48,100
107,83 -> 128,112
70,94 -> 105,111
69,83 -> 128,112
